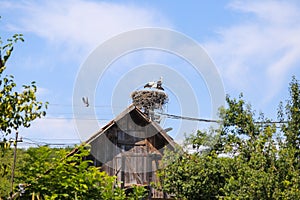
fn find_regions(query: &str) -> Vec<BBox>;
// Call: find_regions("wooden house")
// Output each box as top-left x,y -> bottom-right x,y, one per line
85,104 -> 176,199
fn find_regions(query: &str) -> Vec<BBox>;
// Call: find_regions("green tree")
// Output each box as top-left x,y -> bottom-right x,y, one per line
275,76 -> 300,199
158,147 -> 231,199
17,145 -> 123,199
16,145 -> 147,200
158,78 -> 300,199
0,25 -> 47,197
0,34 -> 47,134
0,23 -> 146,200
0,148 -> 26,198
279,76 -> 300,152
0,146 -> 13,197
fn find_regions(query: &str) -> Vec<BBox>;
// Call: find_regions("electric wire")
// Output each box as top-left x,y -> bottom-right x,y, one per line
45,103 -> 289,124
155,111 -> 288,124
6,103 -> 288,148
45,103 -> 288,124
32,112 -> 290,124
48,103 -> 124,108
21,137 -> 80,147
40,117 -> 110,121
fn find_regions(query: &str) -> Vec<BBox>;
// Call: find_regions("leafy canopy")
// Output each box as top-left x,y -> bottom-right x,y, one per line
0,20 -> 48,198
158,78 -> 300,199
12,145 -> 146,200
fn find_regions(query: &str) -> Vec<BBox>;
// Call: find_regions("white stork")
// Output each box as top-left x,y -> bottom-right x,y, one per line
82,96 -> 89,107
144,77 -> 164,90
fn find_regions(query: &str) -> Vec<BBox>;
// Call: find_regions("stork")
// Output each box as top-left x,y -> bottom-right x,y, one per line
82,96 -> 89,107
144,77 -> 164,90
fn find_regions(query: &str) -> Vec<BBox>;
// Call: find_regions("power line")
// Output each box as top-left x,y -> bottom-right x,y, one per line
254,121 -> 288,124
44,112 -> 113,116
45,103 -> 289,124
23,137 -> 80,141
39,117 -> 111,121
21,137 -> 80,147
156,112 -> 220,123
37,113 -> 289,124
48,103 -> 124,108
154,111 -> 288,124
23,105 -> 290,124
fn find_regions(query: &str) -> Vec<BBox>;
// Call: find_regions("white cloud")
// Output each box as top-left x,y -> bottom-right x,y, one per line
0,0 -> 174,143
1,0 -> 171,59
230,0 -> 300,25
204,0 -> 300,105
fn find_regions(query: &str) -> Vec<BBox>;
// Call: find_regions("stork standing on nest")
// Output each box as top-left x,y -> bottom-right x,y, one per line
144,77 -> 164,90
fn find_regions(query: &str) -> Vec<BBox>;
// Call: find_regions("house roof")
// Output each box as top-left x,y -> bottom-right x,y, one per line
85,104 -> 176,148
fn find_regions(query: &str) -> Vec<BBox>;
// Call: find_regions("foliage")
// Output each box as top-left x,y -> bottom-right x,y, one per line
280,76 -> 300,151
0,145 -> 13,197
13,145 -> 147,200
0,22 -> 48,198
159,148 -> 230,199
126,185 -> 148,200
0,22 -> 146,200
0,34 -> 47,135
276,76 -> 300,199
158,78 -> 300,199
16,146 -> 122,199
0,147 -> 27,198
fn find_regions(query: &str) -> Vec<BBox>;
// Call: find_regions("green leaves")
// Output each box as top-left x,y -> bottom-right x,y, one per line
281,76 -> 300,150
0,75 -> 48,133
158,148 -> 230,199
158,78 -> 300,199
0,33 -> 47,135
0,25 -> 148,200
0,33 -> 24,73
16,145 -> 146,200
0,29 -> 48,198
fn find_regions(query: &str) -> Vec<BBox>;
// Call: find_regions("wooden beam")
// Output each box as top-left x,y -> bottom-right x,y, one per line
117,140 -> 146,146
115,153 -> 162,158
121,155 -> 125,189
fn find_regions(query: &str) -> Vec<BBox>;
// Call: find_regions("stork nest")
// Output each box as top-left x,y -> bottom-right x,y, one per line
131,90 -> 168,111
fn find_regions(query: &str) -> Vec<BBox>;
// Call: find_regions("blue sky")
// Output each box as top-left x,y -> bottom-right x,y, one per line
1,0 -> 300,147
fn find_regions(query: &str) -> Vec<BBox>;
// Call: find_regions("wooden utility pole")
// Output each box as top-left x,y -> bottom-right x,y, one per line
10,131 -> 22,198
